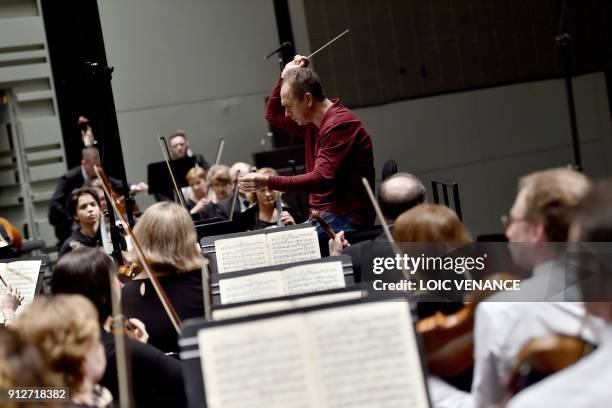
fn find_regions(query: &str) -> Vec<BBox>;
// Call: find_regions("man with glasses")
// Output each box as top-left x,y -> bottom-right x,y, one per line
470,167 -> 603,407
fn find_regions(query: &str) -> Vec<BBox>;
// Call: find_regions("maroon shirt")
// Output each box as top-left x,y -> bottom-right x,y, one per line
265,78 -> 375,226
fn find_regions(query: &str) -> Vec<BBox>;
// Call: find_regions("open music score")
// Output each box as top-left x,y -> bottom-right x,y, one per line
212,289 -> 363,320
218,260 -> 345,305
198,299 -> 430,408
0,260 -> 41,322
213,226 -> 320,274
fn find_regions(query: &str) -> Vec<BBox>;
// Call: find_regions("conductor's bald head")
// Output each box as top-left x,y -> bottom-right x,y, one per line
378,173 -> 426,223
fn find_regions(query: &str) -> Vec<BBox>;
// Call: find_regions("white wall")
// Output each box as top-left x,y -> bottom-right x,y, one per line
355,72 -> 612,236
97,0 -> 283,208
98,0 -> 612,236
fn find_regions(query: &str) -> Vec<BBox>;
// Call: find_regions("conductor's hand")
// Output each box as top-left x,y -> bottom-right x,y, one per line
281,55 -> 310,79
238,173 -> 269,193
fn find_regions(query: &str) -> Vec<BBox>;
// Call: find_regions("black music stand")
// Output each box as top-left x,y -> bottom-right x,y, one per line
147,156 -> 196,201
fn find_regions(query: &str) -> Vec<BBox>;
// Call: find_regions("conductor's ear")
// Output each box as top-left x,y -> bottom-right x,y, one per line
305,92 -> 313,107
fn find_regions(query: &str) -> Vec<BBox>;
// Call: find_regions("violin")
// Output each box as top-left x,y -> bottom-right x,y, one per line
508,334 -> 594,394
311,210 -> 336,239
0,217 -> 22,249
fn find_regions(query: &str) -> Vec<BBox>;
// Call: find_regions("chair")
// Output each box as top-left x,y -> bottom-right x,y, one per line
431,180 -> 462,221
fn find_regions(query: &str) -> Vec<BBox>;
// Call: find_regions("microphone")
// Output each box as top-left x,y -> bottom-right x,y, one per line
264,42 -> 292,60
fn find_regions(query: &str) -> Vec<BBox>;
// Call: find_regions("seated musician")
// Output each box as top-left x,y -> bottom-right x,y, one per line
0,326 -> 60,403
328,172 -> 427,278
59,187 -> 104,257
508,180 -> 612,407
201,164 -> 232,219
121,202 -> 206,353
238,167 -> 297,230
215,161 -> 254,219
51,248 -> 187,407
470,168 -> 603,407
13,295 -> 113,407
185,166 -> 211,220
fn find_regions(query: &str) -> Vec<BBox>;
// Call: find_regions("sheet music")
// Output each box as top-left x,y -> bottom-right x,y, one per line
199,315 -> 318,407
218,272 -> 285,305
309,302 -> 429,408
266,227 -> 320,265
284,261 -> 345,296
199,300 -> 428,408
212,300 -> 294,320
0,260 -> 41,319
215,234 -> 270,274
212,290 -> 363,321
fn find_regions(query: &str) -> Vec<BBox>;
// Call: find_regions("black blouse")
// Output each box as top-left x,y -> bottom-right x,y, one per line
121,270 -> 204,353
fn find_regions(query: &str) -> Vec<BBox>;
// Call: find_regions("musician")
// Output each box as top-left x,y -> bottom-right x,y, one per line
508,180 -> 612,407
239,55 -> 375,238
0,284 -> 23,327
238,167 -> 297,230
121,202 -> 206,353
0,327 -> 60,407
169,129 -> 209,169
471,168 -> 602,407
328,172 -> 426,278
51,248 -> 187,407
216,161 -> 253,219
185,166 -> 211,220
13,295 -> 113,407
59,187 -> 103,257
201,164 -> 232,220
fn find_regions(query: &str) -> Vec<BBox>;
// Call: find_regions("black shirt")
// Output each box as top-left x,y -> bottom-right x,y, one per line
121,270 -> 204,353
59,228 -> 102,257
100,331 -> 187,407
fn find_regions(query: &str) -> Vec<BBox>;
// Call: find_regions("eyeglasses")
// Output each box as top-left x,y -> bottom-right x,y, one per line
500,214 -> 528,229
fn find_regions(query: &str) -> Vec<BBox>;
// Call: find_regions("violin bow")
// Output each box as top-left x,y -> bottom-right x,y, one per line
361,178 -> 410,279
95,165 -> 182,334
158,136 -> 188,209
276,194 -> 283,227
214,138 -> 225,166
228,170 -> 241,221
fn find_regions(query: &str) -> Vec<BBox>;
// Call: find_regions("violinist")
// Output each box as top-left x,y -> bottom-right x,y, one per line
216,161 -> 253,219
328,172 -> 427,278
471,168 -> 603,407
201,164 -> 232,220
238,55 -> 375,239
238,167 -> 297,230
185,166 -> 211,220
12,295 -> 113,407
51,248 -> 187,407
0,217 -> 20,258
58,187 -> 104,257
121,202 -> 207,353
48,147 -> 121,244
507,180 -> 612,407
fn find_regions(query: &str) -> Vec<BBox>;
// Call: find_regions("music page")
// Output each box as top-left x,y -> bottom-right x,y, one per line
0,260 -> 41,318
199,315 -> 318,408
283,261 -> 345,296
215,234 -> 270,274
218,271 -> 285,305
266,227 -> 320,265
308,301 -> 430,408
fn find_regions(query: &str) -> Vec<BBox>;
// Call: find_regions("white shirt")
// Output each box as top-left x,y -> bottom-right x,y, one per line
471,300 -> 603,407
428,375 -> 473,408
507,325 -> 612,408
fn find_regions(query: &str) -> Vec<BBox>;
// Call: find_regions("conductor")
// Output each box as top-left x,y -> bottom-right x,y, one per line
239,55 -> 375,236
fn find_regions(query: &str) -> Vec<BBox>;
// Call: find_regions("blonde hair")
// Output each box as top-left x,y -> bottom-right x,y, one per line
206,164 -> 231,184
186,166 -> 206,185
518,167 -> 590,241
394,204 -> 472,243
246,167 -> 279,204
130,202 -> 207,273
12,295 -> 100,393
